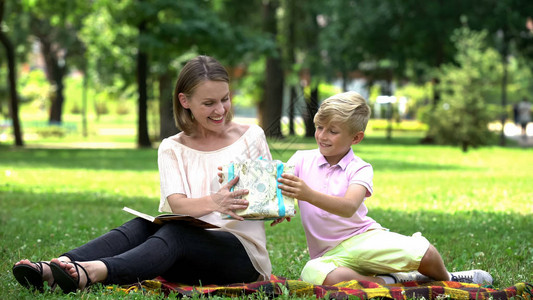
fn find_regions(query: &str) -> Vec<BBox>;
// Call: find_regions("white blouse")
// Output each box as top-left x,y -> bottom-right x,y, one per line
157,124 -> 272,280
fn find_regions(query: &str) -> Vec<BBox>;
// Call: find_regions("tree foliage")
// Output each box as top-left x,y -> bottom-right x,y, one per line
428,28 -> 499,152
0,0 -> 23,146
20,0 -> 90,124
80,0 -> 274,143
3,0 -> 533,149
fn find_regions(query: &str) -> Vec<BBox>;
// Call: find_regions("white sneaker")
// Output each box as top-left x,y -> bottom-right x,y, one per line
385,271 -> 432,283
449,270 -> 493,285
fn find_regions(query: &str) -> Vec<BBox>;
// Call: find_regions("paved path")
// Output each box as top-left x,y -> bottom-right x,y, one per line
507,135 -> 533,147
503,123 -> 533,147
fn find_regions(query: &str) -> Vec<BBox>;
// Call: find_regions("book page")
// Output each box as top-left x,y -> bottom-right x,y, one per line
122,207 -> 218,228
122,207 -> 156,222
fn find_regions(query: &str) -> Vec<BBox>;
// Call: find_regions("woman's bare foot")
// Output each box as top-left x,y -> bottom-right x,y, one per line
14,259 -> 54,287
50,259 -> 107,292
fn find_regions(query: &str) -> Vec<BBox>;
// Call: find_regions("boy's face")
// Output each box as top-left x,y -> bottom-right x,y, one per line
314,121 -> 361,165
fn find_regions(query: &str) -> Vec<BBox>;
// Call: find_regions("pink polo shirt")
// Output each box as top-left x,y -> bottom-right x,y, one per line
287,149 -> 382,259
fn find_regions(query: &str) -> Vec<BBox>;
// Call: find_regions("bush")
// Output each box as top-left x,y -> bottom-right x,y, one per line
34,125 -> 68,138
116,101 -> 131,115
370,119 -> 428,131
70,102 -> 82,114
95,101 -> 109,115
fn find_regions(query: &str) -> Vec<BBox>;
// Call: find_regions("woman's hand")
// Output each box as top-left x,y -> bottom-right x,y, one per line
210,176 -> 249,221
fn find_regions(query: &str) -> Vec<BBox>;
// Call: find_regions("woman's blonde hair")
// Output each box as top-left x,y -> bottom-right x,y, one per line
313,91 -> 371,133
173,55 -> 232,135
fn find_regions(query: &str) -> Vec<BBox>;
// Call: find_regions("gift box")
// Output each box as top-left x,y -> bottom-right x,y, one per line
221,159 -> 296,220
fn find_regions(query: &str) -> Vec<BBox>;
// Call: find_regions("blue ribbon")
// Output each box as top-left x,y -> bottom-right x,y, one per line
228,163 -> 235,192
276,162 -> 285,217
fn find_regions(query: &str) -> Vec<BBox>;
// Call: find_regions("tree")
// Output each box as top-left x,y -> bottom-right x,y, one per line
85,0 -> 273,145
80,0 -> 138,140
136,0 -> 151,147
463,0 -> 533,145
0,0 -> 23,146
260,0 -> 284,138
299,0 -> 326,137
149,0 -> 272,140
280,0 -> 298,136
319,1 -> 366,91
21,0 -> 89,125
428,28 -> 498,152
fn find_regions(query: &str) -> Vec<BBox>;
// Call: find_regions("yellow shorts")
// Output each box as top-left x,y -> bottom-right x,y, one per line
301,229 -> 430,285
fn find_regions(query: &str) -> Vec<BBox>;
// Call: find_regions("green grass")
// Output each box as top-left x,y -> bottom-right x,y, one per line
1,133 -> 532,299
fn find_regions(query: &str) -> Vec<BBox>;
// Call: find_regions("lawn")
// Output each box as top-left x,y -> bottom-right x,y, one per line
0,132 -> 532,299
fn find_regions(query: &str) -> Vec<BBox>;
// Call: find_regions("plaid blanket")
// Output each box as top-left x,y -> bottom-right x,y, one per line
109,276 -> 532,299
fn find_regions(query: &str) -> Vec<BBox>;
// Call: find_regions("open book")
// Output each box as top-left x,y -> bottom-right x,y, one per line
122,207 -> 218,229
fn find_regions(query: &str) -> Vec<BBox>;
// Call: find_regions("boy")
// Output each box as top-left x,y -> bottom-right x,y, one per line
276,91 -> 492,285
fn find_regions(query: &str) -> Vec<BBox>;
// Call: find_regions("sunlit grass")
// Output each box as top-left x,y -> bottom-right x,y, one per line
1,133 -> 532,299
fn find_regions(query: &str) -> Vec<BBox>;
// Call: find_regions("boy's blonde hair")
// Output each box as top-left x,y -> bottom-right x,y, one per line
313,91 -> 371,134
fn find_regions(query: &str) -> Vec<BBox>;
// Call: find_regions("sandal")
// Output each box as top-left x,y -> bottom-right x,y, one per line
50,261 -> 92,294
12,261 -> 55,292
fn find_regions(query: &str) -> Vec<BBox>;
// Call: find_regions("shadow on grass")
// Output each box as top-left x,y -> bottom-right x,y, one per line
267,136 -> 476,171
361,135 -> 427,146
267,135 -> 424,152
0,188 -> 159,256
1,141 -> 467,173
368,158 -> 475,171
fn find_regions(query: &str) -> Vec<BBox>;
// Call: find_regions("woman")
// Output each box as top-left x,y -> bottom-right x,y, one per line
12,55 -> 272,293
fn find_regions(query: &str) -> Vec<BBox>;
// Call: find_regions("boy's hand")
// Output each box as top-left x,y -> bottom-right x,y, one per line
278,173 -> 313,202
270,217 -> 291,227
217,166 -> 224,183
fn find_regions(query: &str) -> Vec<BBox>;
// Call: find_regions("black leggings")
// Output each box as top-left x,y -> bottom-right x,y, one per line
62,218 -> 259,285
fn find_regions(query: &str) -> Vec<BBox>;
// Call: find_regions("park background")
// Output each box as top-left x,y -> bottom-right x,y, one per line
1,0 -> 532,299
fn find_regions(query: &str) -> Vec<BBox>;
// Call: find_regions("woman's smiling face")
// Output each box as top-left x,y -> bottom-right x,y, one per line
181,80 -> 231,132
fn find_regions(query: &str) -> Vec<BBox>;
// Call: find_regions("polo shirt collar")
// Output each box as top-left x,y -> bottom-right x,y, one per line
317,148 -> 355,170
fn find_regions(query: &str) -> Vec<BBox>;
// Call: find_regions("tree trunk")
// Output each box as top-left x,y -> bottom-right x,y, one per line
384,75 -> 393,141
82,63 -> 88,138
38,36 -> 65,124
48,69 -> 65,124
289,86 -> 296,136
136,17 -> 151,148
260,0 -> 284,138
462,141 -> 469,153
421,78 -> 440,144
304,85 -> 319,137
286,0 -> 296,136
499,33 -> 509,147
262,55 -> 284,137
342,70 -> 348,92
159,71 -> 178,140
0,0 -> 23,146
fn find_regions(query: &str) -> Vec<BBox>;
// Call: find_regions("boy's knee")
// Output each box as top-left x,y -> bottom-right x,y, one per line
323,266 -> 359,285
301,259 -> 337,285
421,244 -> 443,264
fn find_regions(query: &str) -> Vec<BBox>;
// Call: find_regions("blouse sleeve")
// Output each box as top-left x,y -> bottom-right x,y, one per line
255,126 -> 272,160
157,139 -> 187,212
